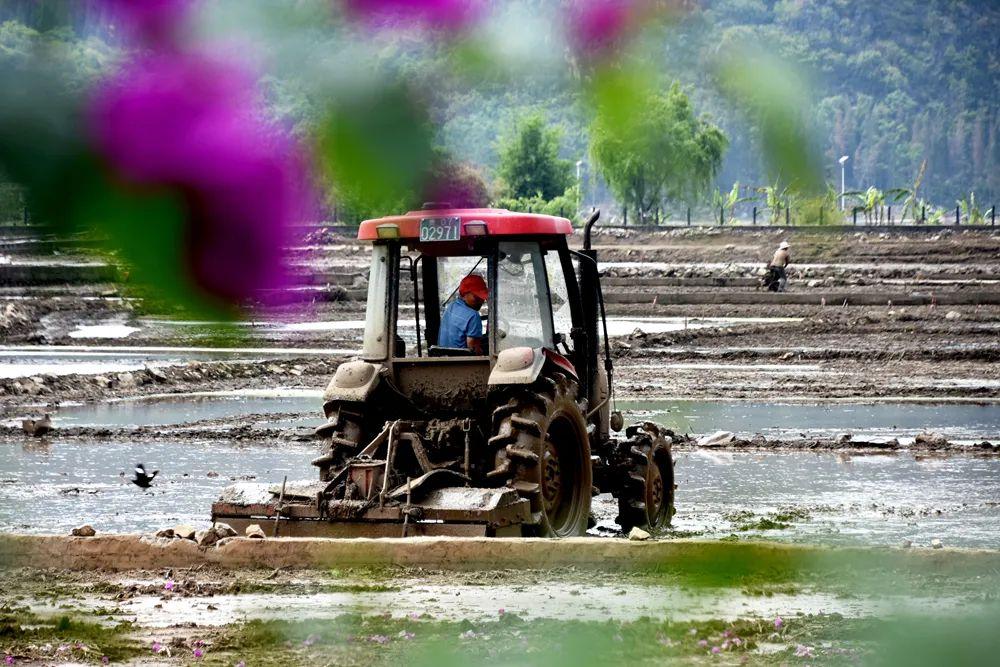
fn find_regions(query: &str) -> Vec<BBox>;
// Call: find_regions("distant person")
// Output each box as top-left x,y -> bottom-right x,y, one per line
766,240 -> 791,292
438,274 -> 488,353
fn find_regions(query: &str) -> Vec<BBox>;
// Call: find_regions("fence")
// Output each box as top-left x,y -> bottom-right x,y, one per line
601,203 -> 997,228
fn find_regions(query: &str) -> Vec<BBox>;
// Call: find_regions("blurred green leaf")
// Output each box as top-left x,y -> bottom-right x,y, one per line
317,83 -> 435,219
714,45 -> 824,195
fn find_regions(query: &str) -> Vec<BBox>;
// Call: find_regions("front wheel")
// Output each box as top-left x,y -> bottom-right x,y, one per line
616,423 -> 675,533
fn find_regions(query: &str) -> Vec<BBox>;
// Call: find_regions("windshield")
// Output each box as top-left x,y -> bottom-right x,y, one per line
496,241 -> 553,351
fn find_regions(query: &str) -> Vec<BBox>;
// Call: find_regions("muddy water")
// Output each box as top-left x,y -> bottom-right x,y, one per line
0,345 -> 352,380
620,400 -> 1000,441
0,439 -> 317,534
46,577 -> 982,628
20,390 -> 1000,440
594,452 -> 1000,548
2,435 -> 999,548
41,391 -> 324,428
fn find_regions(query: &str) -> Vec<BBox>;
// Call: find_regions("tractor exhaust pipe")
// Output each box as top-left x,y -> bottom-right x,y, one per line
582,209 -> 600,250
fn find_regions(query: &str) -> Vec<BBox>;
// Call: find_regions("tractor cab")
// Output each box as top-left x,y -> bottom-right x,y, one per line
353,208 -> 589,416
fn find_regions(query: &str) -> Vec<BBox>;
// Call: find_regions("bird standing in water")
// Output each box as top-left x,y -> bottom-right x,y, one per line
131,464 -> 158,489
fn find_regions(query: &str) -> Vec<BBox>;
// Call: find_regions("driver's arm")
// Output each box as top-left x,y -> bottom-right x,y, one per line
466,336 -> 484,354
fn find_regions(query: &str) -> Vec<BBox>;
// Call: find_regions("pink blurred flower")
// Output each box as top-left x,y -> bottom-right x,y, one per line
409,612 -> 420,620
164,580 -> 175,591
101,658 -> 110,665
89,51 -> 311,307
711,646 -> 721,654
343,0 -> 484,32
236,662 -> 246,667
566,0 -> 635,59
498,608 -> 505,616
4,656 -> 13,665
698,639 -> 708,648
101,0 -> 194,47
151,642 -> 163,654
193,648 -> 204,658
794,644 -> 814,658
774,615 -> 784,629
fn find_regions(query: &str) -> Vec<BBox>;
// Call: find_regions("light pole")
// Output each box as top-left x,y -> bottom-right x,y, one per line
838,155 -> 849,211
575,160 -> 585,214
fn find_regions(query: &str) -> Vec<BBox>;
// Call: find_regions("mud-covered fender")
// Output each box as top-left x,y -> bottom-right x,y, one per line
322,360 -> 382,403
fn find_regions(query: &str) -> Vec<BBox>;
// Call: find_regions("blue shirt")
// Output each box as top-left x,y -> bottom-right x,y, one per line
438,299 -> 483,349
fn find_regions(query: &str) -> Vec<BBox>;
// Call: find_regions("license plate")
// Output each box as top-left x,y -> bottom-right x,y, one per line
419,217 -> 461,242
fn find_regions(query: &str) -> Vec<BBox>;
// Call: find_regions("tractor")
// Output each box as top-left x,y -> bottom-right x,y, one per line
212,207 -> 675,537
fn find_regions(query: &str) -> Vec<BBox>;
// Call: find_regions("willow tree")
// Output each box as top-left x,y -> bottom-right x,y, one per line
590,83 -> 727,222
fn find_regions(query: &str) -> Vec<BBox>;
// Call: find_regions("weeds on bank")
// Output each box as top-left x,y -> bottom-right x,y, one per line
203,613 -> 850,666
0,612 -> 142,664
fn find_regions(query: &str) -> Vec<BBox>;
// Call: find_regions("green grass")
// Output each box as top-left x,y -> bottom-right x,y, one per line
0,612 -> 143,663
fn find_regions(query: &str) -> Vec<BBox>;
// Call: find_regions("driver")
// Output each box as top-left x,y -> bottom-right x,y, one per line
438,274 -> 488,353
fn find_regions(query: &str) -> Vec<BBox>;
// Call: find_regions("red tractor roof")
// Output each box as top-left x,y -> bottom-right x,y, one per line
357,208 -> 574,241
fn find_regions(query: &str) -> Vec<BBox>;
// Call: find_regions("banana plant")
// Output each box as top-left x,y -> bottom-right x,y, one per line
957,192 -> 984,224
712,182 -> 756,224
756,178 -> 792,225
848,186 -> 885,224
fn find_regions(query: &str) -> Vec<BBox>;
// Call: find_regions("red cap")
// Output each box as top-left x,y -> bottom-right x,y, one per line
459,274 -> 488,301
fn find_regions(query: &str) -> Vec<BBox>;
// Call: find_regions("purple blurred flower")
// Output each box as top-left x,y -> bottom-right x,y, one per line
711,646 -> 721,654
498,608 -> 505,616
794,644 -> 814,658
774,615 -> 784,629
343,0 -> 483,32
89,51 -> 310,307
236,662 -> 246,667
101,0 -> 194,47
193,648 -> 204,658
164,580 -> 175,591
151,642 -> 162,654
4,656 -> 13,665
698,639 -> 708,648
566,0 -> 634,59
409,612 -> 420,620
101,657 -> 109,665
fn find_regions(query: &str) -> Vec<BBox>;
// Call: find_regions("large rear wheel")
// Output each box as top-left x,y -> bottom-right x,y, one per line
489,372 -> 592,537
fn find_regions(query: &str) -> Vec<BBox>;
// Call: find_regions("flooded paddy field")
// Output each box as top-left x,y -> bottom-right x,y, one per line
2,419 -> 998,548
3,226 -> 1000,664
